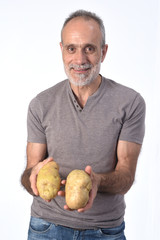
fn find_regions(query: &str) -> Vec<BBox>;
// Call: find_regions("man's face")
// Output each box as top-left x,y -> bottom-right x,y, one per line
60,17 -> 107,86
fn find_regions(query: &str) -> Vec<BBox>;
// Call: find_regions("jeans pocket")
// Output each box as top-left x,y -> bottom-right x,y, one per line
98,222 -> 125,239
29,216 -> 53,234
99,229 -> 123,239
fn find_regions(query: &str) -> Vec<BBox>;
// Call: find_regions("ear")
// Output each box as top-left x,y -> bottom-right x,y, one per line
59,42 -> 63,51
101,44 -> 108,63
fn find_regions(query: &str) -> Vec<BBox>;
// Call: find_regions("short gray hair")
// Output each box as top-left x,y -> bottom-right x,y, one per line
61,10 -> 106,48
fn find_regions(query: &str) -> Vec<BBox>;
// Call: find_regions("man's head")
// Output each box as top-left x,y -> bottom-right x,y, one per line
61,10 -> 106,48
60,10 -> 108,86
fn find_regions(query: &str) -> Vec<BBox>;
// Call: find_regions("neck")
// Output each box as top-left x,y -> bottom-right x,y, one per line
70,75 -> 102,108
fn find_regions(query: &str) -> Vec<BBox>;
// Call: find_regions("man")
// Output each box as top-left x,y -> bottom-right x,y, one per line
21,10 -> 145,240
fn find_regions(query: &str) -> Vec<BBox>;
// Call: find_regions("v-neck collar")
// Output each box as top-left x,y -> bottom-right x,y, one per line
67,76 -> 105,112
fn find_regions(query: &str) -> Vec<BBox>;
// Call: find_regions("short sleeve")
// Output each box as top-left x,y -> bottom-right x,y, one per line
119,93 -> 146,144
27,97 -> 47,144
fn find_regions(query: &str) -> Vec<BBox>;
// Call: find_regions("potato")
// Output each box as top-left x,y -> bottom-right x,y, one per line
37,161 -> 61,201
65,169 -> 92,209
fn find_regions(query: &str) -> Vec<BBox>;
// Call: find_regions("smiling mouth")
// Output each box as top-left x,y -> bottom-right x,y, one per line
69,64 -> 92,74
73,68 -> 90,74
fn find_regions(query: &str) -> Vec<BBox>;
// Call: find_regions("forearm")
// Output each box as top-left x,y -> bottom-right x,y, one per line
21,142 -> 48,196
97,169 -> 134,195
21,168 -> 35,196
96,141 -> 141,195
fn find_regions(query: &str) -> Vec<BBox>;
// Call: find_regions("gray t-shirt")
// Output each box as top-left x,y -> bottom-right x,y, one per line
27,76 -> 145,229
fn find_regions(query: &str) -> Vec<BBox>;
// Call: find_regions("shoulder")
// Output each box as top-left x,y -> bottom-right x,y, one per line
29,80 -> 68,112
29,79 -> 68,107
37,79 -> 68,100
103,77 -> 138,96
102,77 -> 145,106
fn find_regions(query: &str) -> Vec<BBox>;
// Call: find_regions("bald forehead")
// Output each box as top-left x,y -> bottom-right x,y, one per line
64,16 -> 100,27
61,17 -> 102,44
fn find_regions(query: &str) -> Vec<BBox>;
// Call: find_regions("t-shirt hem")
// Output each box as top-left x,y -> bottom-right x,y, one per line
30,213 -> 124,230
27,138 -> 47,144
119,137 -> 143,145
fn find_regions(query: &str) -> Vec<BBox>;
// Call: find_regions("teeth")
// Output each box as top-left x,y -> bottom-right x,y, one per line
69,64 -> 92,70
76,69 -> 88,70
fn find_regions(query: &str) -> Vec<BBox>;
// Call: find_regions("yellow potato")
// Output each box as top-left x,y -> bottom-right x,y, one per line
37,161 -> 61,201
65,169 -> 92,209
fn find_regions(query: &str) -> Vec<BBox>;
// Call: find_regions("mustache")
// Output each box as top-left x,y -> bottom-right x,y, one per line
69,63 -> 93,70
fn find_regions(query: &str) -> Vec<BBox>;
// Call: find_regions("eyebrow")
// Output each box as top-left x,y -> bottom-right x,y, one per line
63,43 -> 97,48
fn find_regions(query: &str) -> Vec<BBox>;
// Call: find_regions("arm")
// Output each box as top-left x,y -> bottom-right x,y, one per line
97,140 -> 141,194
21,142 -> 52,196
76,140 -> 141,212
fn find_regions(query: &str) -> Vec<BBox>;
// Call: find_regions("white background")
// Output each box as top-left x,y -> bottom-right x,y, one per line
0,0 -> 160,239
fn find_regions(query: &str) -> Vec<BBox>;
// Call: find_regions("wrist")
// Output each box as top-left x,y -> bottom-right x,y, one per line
95,173 -> 101,191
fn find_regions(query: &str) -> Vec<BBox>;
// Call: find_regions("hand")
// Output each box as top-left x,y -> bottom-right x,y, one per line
77,166 -> 101,212
58,166 -> 101,212
29,157 -> 54,200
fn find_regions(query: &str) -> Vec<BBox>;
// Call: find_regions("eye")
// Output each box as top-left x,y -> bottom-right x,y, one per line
67,46 -> 76,54
85,45 -> 95,54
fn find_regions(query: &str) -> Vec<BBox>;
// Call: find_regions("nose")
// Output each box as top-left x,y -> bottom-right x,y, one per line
74,49 -> 87,65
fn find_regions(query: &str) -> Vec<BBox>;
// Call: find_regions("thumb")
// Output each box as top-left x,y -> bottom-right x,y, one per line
85,166 -> 92,176
35,157 -> 54,174
41,157 -> 54,167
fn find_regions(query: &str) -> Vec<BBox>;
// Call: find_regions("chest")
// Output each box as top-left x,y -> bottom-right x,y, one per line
42,96 -> 123,177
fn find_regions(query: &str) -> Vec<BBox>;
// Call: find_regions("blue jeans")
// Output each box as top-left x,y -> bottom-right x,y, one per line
28,216 -> 126,240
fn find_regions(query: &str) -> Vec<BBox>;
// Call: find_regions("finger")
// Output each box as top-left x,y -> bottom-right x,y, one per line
42,157 -> 54,165
61,180 -> 66,185
85,165 -> 92,175
58,191 -> 65,197
77,199 -> 92,212
37,157 -> 54,173
77,189 -> 94,213
77,205 -> 90,213
64,205 -> 72,211
77,202 -> 92,213
77,208 -> 85,213
30,174 -> 39,195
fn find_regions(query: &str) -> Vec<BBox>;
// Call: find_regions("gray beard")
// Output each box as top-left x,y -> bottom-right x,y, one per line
64,62 -> 101,87
69,73 -> 95,86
